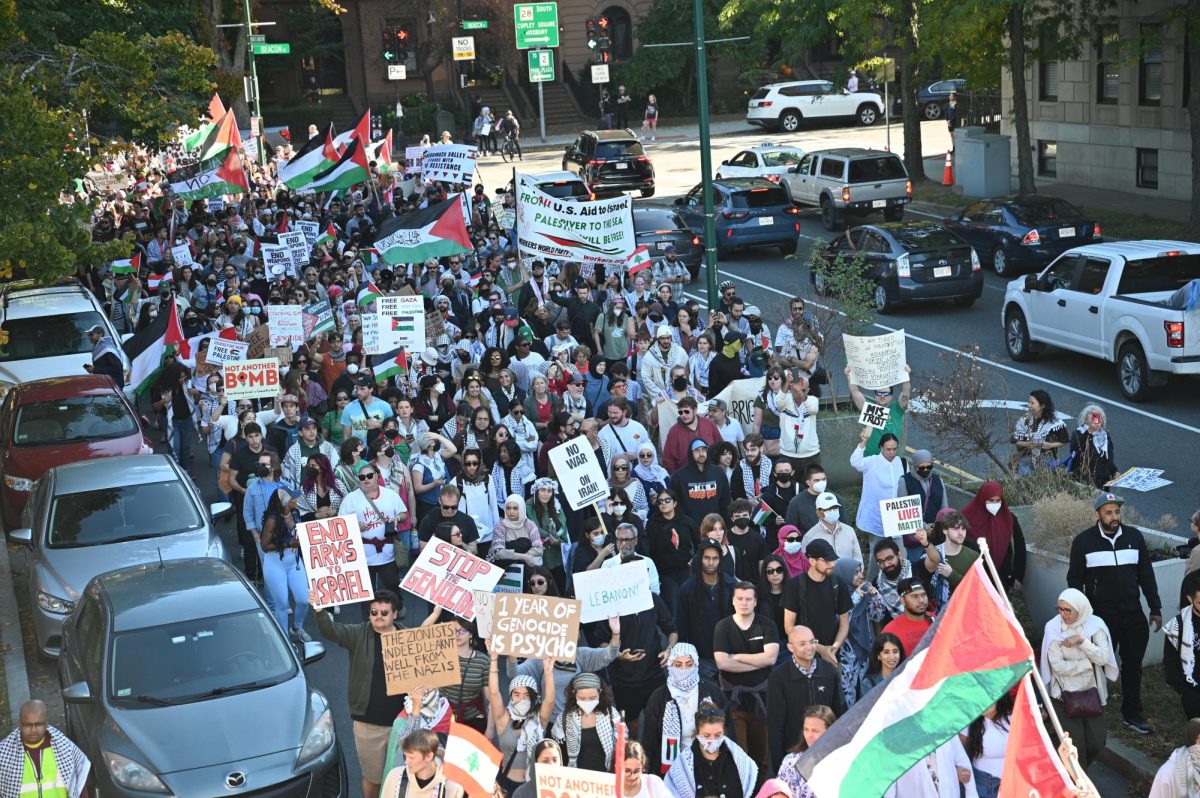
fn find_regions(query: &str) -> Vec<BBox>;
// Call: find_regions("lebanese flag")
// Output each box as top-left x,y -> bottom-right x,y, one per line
442,721 -> 501,798
999,675 -> 1076,798
799,561 -> 1034,797
626,245 -> 652,276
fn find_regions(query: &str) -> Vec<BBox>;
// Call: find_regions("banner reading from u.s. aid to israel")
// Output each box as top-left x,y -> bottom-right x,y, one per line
515,173 -> 635,266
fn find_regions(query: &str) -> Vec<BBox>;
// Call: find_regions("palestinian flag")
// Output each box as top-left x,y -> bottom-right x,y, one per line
1000,675 -> 1076,798
371,130 -> 394,173
752,500 -> 773,526
361,247 -> 381,265
279,124 -> 339,190
371,347 -> 409,381
332,108 -> 371,154
198,110 -> 242,162
626,245 -> 652,276
123,301 -> 188,395
357,279 -> 383,308
316,222 -> 338,246
443,721 -> 501,798
206,93 -> 225,123
111,252 -> 143,275
305,138 -> 371,193
371,196 -> 471,265
147,271 -> 173,291
169,148 -> 250,200
799,560 -> 1034,797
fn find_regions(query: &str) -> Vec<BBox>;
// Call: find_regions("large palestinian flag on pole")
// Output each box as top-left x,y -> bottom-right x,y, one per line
169,148 -> 250,200
799,560 -> 1034,797
279,124 -> 339,190
122,301 -> 189,395
371,196 -> 472,265
304,138 -> 370,193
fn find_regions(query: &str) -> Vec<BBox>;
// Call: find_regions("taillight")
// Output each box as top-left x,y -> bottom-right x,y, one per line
637,157 -> 650,163
692,236 -> 700,246
895,254 -> 911,278
785,206 -> 799,215
794,223 -> 800,232
759,101 -> 773,107
588,159 -> 605,168
1023,230 -> 1041,245
722,211 -> 749,220
905,179 -> 913,197
726,229 -> 734,238
1166,321 -> 1185,348
841,187 -> 851,203
1093,223 -> 1102,237
766,175 -> 780,183
971,249 -> 981,272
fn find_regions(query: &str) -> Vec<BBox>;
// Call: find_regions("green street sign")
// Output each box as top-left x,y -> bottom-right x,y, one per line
252,42 -> 291,55
462,20 -> 489,30
514,2 -> 559,49
528,50 -> 555,82
248,34 -> 265,44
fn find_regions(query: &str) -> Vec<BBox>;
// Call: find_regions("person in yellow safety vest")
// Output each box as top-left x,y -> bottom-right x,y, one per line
0,700 -> 91,798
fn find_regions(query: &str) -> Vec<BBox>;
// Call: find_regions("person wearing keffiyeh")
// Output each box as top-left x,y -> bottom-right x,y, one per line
551,672 -> 624,771
0,701 -> 90,798
1149,718 -> 1200,798
639,643 -> 729,777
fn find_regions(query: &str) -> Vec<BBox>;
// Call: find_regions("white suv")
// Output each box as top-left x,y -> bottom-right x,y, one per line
746,80 -> 884,132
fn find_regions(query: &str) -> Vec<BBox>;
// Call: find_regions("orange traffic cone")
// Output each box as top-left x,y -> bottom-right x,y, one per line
942,149 -> 954,186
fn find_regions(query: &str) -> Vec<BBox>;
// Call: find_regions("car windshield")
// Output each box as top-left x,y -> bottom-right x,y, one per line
634,209 -> 687,232
595,140 -> 644,159
15,395 -> 138,447
1008,198 -> 1085,225
539,181 -> 590,200
48,481 -> 204,548
0,312 -> 106,362
110,610 -> 295,704
892,227 -> 966,251
761,150 -> 803,167
847,157 -> 907,183
731,187 -> 790,208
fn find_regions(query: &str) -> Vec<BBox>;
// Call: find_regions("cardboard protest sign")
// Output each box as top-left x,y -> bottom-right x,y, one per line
573,560 -> 653,623
491,593 -> 581,661
514,173 -> 635,266
844,330 -> 908,390
381,623 -> 460,696
546,437 -> 608,510
297,220 -> 320,247
264,346 -> 293,366
361,313 -> 382,355
419,144 -> 478,184
858,402 -> 891,430
244,323 -> 271,360
223,358 -> 282,399
261,243 -> 292,277
268,304 -> 305,346
536,763 -> 616,798
298,513 -> 374,609
880,495 -> 924,538
281,230 -> 310,270
426,304 -> 447,348
170,243 -> 194,267
206,338 -> 249,367
472,591 -> 495,638
400,539 -> 504,620
376,294 -> 426,351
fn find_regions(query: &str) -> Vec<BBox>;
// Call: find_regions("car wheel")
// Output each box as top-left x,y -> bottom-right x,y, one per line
1004,308 -> 1036,362
874,283 -> 893,314
779,111 -> 802,132
857,104 -> 879,126
953,295 -> 977,308
1117,340 -> 1160,402
992,246 -> 1013,277
779,239 -> 797,256
883,205 -> 904,222
641,188 -> 655,198
819,197 -> 842,231
923,102 -> 943,121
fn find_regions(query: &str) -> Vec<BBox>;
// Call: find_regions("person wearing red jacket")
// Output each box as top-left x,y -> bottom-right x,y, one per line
661,396 -> 722,473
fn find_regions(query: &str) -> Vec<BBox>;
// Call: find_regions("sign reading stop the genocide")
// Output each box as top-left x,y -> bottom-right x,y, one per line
223,358 -> 281,399
400,539 -> 503,621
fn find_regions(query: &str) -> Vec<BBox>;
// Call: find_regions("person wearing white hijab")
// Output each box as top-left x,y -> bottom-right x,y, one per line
488,494 -> 544,567
1150,718 -> 1200,798
1040,587 -> 1119,770
632,442 -> 670,502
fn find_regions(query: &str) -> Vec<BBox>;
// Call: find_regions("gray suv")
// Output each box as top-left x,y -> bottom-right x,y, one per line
782,148 -> 912,231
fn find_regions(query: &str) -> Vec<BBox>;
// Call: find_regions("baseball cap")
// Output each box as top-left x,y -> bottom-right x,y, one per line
503,306 -> 519,327
814,492 -> 840,510
280,394 -> 300,405
298,415 -> 318,429
663,244 -> 676,254
569,372 -> 585,384
689,438 -> 709,452
355,374 -> 375,388
805,539 -> 838,562
1093,492 -> 1125,511
744,305 -> 761,318
897,577 -> 926,596
707,398 -> 727,413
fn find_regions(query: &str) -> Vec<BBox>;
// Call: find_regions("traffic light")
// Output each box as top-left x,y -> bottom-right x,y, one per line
586,18 -> 598,49
394,27 -> 410,62
596,17 -> 611,62
382,29 -> 397,61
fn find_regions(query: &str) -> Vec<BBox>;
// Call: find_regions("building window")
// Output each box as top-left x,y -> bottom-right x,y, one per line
1139,24 -> 1163,105
1136,148 -> 1158,189
1039,62 -> 1059,100
1038,141 -> 1057,177
1097,27 -> 1120,104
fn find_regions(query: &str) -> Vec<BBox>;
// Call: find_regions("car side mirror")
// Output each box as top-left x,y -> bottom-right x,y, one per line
720,160 -> 729,165
63,682 -> 93,704
209,501 -> 234,521
672,197 -> 684,206
1023,274 -> 1039,292
7,528 -> 32,546
302,641 -> 326,665
564,145 -> 573,153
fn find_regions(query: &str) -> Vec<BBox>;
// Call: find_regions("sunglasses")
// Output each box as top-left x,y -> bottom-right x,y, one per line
613,464 -> 629,471
656,497 -> 673,505
765,567 -> 785,575
441,503 -> 459,511
786,536 -> 801,543
464,460 -> 480,466
368,609 -> 393,617
336,395 -> 349,401
358,472 -> 378,480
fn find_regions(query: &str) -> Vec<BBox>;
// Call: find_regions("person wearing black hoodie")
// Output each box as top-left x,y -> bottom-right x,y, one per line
668,439 -> 730,526
646,489 -> 699,613
675,540 -> 736,683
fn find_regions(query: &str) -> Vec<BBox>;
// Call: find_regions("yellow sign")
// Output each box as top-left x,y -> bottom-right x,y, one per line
452,36 -> 475,61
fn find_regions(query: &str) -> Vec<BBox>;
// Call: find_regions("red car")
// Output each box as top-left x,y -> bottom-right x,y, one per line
0,376 -> 152,528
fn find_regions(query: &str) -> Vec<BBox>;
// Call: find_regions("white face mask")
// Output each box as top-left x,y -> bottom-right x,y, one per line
591,534 -> 607,547
610,504 -> 627,516
811,479 -> 827,493
577,699 -> 600,714
510,699 -> 532,716
986,501 -> 1002,516
783,541 -> 802,555
347,363 -> 360,375
824,509 -> 840,524
699,736 -> 724,754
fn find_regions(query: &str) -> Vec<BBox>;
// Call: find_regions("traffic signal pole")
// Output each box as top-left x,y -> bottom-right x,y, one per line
242,0 -> 266,164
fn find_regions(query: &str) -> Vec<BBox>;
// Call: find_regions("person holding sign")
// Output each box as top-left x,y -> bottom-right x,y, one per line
845,364 -> 911,457
485,664 -> 556,794
339,462 -> 408,616
850,427 -> 906,540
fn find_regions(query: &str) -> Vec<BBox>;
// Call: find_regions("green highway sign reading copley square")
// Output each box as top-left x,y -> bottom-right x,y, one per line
513,3 -> 559,49
252,42 -> 291,55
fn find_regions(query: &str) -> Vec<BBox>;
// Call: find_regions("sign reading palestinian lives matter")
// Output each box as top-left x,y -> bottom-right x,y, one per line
419,144 -> 478,184
170,243 -> 194,267
859,401 -> 891,430
297,220 -> 320,248
361,313 -> 382,355
261,243 -> 292,277
280,230 -> 310,270
376,294 -> 426,351
490,593 -> 581,661
381,622 -> 460,696
537,763 -> 616,798
572,560 -> 654,623
880,495 -> 924,538
546,437 -> 609,510
843,330 -> 908,391
514,173 -> 635,266
268,304 -> 305,347
223,358 -> 282,399
400,539 -> 504,621
298,513 -> 375,609
206,338 -> 249,367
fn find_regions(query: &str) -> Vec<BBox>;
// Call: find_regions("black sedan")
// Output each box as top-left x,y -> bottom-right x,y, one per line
811,221 -> 983,313
942,195 -> 1102,277
633,207 -> 703,279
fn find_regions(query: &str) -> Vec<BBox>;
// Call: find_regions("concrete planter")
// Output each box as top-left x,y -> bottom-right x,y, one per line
815,395 -> 908,491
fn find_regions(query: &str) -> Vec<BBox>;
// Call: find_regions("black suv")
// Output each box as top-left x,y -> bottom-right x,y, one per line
562,129 -> 655,198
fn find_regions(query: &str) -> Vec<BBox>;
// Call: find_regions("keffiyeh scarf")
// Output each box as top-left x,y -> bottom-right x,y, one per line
874,558 -> 912,617
1172,744 -> 1200,797
555,707 -> 620,769
1165,608 -> 1200,688
0,728 -> 91,798
738,456 -> 773,501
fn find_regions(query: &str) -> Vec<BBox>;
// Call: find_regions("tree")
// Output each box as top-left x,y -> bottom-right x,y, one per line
802,244 -> 878,407
1186,2 -> 1200,237
911,345 -> 1013,475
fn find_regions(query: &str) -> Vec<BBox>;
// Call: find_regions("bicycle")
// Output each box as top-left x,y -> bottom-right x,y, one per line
499,133 -> 521,163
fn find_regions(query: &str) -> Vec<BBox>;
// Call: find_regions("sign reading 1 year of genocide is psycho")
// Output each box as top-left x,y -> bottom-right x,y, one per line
513,2 -> 559,48
223,358 -> 281,400
381,623 -> 460,696
880,495 -> 924,538
490,593 -> 581,661
843,329 -> 908,391
298,514 -> 374,609
400,539 -> 503,620
546,437 -> 609,510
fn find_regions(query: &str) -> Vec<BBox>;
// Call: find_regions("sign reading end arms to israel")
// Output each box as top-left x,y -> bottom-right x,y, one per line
514,173 -> 634,266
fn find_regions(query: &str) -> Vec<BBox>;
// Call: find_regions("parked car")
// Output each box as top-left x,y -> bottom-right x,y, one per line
0,376 -> 153,529
715,144 -> 807,187
1002,241 -> 1200,401
633,207 -> 703,280
674,178 -> 800,256
784,148 -> 912,230
58,558 -> 343,798
746,80 -> 884,132
9,454 -> 232,657
812,221 -> 983,313
943,195 -> 1102,276
562,129 -> 655,198
0,280 -> 132,403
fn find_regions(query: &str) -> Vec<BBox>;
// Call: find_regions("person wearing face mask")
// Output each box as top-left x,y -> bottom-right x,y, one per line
550,673 -> 625,772
961,481 -> 1026,591
708,331 -> 747,398
761,462 -> 800,542
486,665 -> 557,794
726,500 -> 767,583
895,449 -> 949,562
640,643 -> 727,777
1068,404 -> 1119,489
282,415 -> 339,486
801,493 -> 863,564
510,615 -> 622,719
665,699 -> 758,798
785,465 -> 831,541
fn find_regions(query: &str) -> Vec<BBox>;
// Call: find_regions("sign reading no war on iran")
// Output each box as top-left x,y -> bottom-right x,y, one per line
546,438 -> 608,510
844,329 -> 908,391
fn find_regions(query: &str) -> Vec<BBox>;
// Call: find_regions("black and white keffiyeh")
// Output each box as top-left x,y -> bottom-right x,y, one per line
738,456 -> 773,500
553,707 -> 621,769
0,727 -> 91,798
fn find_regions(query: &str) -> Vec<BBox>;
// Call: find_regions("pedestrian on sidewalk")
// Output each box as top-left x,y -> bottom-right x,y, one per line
643,94 -> 659,141
617,85 -> 632,128
600,91 -> 614,130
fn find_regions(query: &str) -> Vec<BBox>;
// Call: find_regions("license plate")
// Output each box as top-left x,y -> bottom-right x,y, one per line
656,241 -> 671,251
757,217 -> 773,226
615,162 -> 629,170
872,200 -> 887,208
934,266 -> 952,278
1058,227 -> 1075,238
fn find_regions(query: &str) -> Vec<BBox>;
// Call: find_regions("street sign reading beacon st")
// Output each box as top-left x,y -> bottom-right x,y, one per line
513,3 -> 560,49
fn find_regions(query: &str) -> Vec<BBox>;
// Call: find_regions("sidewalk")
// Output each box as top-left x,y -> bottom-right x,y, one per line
520,114 -> 764,152
0,540 -> 30,729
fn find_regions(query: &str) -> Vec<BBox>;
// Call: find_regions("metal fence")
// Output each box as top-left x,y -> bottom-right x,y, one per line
958,91 -> 1002,128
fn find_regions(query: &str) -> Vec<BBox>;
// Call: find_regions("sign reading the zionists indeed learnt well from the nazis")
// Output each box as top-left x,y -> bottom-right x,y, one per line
880,495 -> 924,538
400,539 -> 504,620
844,329 -> 908,391
546,437 -> 608,510
298,514 -> 374,608
490,593 -> 581,661
223,358 -> 281,399
381,622 -> 460,696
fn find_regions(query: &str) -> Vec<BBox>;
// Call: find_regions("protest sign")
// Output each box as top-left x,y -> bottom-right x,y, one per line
281,230 -> 310,270
1107,467 -> 1172,492
245,323 -> 271,359
264,346 -> 293,366
859,402 -> 891,430
514,173 -> 635,266
223,358 -> 281,399
400,539 -> 504,620
170,243 -> 194,267
420,144 -> 478,184
376,294 -> 426,351
546,437 -> 609,510
495,564 -> 523,594
490,593 -> 581,661
381,623 -> 460,696
361,313 -> 382,355
404,146 -> 427,167
297,220 -> 320,247
880,495 -> 924,538
206,338 -> 248,367
844,330 -> 908,390
297,513 -> 374,609
536,763 -> 616,798
261,243 -> 292,277
572,560 -> 653,623
472,591 -> 495,638
207,198 -> 225,213
302,299 -> 335,338
710,377 -> 766,436
268,304 -> 305,347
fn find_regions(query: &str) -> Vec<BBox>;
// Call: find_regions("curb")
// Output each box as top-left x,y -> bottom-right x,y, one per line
1098,736 -> 1159,782
0,541 -> 31,728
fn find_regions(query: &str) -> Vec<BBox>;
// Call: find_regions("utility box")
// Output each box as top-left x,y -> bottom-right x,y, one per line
957,134 -> 1011,198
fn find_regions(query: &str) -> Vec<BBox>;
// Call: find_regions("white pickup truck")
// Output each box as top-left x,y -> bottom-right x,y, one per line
1001,240 -> 1200,401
